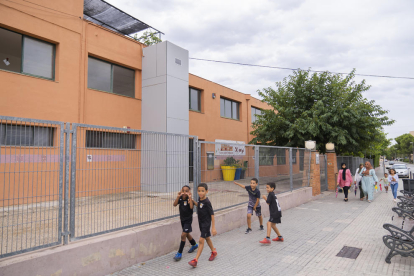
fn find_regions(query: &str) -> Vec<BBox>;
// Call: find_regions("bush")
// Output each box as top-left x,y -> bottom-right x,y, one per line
403,158 -> 410,163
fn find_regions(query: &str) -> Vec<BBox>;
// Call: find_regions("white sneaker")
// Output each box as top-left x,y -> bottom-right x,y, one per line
393,199 -> 396,202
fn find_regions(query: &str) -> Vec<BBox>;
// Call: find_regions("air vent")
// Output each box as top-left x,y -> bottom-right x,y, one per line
175,58 -> 181,65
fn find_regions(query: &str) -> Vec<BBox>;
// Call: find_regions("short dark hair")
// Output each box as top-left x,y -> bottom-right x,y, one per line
198,183 -> 208,191
182,185 -> 191,190
251,178 -> 258,184
267,182 -> 276,190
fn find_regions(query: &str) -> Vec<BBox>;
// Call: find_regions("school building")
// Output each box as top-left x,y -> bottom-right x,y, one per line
0,0 -> 305,206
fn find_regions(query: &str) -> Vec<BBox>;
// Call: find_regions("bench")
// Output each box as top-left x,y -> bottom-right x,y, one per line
400,189 -> 414,198
383,206 -> 414,264
396,196 -> 414,211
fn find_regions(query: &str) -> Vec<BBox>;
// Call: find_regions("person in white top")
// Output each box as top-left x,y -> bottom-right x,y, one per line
354,164 -> 365,201
388,168 -> 399,202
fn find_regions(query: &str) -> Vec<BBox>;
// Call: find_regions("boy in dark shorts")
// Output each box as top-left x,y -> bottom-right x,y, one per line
172,185 -> 198,261
234,178 -> 264,233
188,183 -> 217,268
260,182 -> 283,244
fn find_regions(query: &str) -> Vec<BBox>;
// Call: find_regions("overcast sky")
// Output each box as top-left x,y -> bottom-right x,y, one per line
108,0 -> 414,143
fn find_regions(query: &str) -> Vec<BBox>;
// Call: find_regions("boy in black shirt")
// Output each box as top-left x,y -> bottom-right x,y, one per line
188,183 -> 217,268
173,185 -> 198,261
260,182 -> 283,244
234,178 -> 264,233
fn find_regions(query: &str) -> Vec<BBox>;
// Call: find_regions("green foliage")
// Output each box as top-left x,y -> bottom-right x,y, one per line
133,31 -> 162,46
394,133 -> 414,156
250,69 -> 394,155
223,157 -> 237,166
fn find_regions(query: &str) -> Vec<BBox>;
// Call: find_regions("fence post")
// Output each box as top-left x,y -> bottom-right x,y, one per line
289,148 -> 293,191
195,141 -> 201,204
69,124 -> 77,241
254,146 -> 260,182
193,138 -> 199,197
63,123 -> 71,245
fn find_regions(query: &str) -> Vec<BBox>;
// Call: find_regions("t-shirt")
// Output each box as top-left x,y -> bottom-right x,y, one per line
266,191 -> 282,219
178,196 -> 193,222
197,197 -> 214,228
388,174 -> 399,184
245,186 -> 261,207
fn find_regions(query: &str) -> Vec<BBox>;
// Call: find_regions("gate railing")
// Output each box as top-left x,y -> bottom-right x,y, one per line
337,156 -> 374,175
0,115 -> 311,258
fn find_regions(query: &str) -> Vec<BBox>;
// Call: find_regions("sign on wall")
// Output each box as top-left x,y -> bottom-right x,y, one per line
315,154 -> 320,165
215,140 -> 246,156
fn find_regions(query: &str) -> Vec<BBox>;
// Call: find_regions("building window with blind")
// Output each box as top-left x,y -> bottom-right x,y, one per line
220,98 -> 240,120
0,124 -> 54,147
251,107 -> 262,123
189,88 -> 201,112
277,148 -> 287,165
0,27 -> 55,80
85,130 -> 136,149
87,57 -> 135,98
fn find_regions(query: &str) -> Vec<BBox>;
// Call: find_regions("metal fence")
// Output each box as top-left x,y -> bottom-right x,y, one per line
336,156 -> 374,176
0,116 -> 64,258
320,154 -> 328,191
0,115 -> 312,258
197,142 -> 312,212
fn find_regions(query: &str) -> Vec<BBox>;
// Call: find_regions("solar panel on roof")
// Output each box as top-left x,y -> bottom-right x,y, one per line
83,0 -> 162,36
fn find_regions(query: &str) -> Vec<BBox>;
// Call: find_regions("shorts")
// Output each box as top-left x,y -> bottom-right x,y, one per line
247,206 -> 262,217
199,226 -> 211,238
269,216 -> 281,224
181,221 -> 192,233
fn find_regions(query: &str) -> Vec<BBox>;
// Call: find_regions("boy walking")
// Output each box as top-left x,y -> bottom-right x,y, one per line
234,178 -> 264,233
172,185 -> 198,261
260,182 -> 283,244
188,183 -> 217,268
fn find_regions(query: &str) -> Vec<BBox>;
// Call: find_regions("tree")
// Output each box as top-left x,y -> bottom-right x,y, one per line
133,31 -> 162,46
394,133 -> 414,158
250,69 -> 394,155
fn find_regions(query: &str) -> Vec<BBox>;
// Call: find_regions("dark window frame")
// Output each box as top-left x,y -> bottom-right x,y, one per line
259,148 -> 274,166
292,149 -> 297,164
189,87 -> 201,112
251,106 -> 262,123
0,26 -> 56,80
87,56 -> 135,98
85,130 -> 137,149
277,148 -> 287,165
0,123 -> 55,147
220,97 -> 240,120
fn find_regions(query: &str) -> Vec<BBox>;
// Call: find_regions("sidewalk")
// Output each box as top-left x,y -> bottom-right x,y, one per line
108,169 -> 412,276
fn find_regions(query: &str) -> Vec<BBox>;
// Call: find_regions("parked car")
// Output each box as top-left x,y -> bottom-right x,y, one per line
391,164 -> 410,178
386,161 -> 395,169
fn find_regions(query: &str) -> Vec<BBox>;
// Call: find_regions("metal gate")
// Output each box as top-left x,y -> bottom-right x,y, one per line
0,116 -> 64,258
320,154 -> 328,191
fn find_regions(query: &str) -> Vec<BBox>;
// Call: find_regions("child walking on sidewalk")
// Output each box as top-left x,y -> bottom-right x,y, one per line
379,173 -> 389,193
260,182 -> 283,244
173,185 -> 198,261
234,178 -> 264,234
188,183 -> 217,268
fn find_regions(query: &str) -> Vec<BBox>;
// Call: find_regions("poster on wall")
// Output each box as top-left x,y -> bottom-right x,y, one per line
215,140 -> 246,156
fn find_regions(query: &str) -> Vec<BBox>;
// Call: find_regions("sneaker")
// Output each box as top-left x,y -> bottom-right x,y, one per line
393,199 -> 397,202
259,238 -> 271,244
173,252 -> 182,261
260,225 -> 264,231
272,236 -> 284,242
209,250 -> 217,261
188,258 -> 197,267
188,244 -> 198,253
245,228 -> 252,234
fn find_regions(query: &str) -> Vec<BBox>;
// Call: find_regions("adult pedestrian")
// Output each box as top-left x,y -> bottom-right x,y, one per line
360,161 -> 378,203
388,168 -> 399,202
337,163 -> 353,202
354,163 -> 365,201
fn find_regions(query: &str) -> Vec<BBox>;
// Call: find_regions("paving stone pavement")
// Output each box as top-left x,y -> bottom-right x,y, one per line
108,178 -> 413,275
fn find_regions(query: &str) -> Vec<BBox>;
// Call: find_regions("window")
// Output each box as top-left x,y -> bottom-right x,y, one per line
0,124 -> 54,147
220,98 -> 239,120
189,88 -> 201,111
85,130 -> 136,149
251,107 -> 262,123
259,147 -> 275,166
277,148 -> 287,165
292,149 -> 297,164
0,27 -> 55,80
88,57 -> 135,97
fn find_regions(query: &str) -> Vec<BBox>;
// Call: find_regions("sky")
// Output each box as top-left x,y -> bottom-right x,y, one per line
107,0 -> 414,143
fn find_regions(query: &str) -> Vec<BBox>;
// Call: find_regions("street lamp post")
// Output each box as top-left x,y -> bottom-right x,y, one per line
411,142 -> 414,164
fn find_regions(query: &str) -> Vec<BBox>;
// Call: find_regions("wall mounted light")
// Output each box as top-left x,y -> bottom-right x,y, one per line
305,140 -> 316,150
212,93 -> 216,99
326,142 -> 335,151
